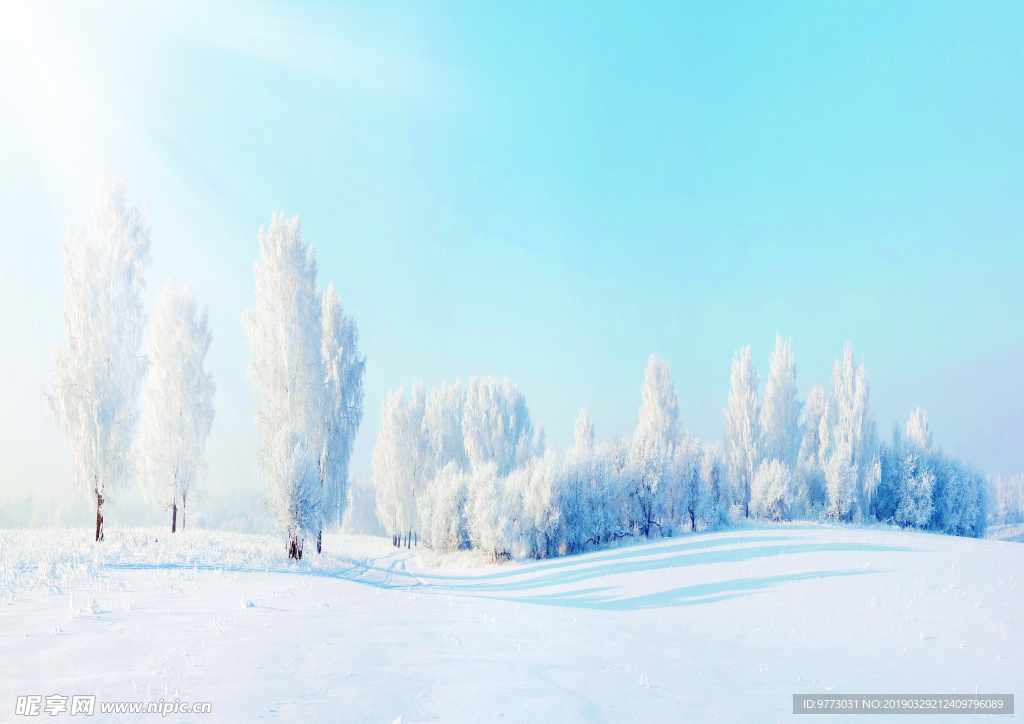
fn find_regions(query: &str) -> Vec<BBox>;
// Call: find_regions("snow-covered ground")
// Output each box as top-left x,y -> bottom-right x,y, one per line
2,525 -> 1021,722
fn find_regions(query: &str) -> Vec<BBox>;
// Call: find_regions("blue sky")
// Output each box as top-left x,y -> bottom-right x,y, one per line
1,0 -> 1021,500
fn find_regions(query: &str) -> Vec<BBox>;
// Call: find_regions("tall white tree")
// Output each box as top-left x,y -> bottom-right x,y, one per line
243,214 -> 324,558
794,383 -> 829,514
574,407 -> 595,452
824,443 -> 856,521
46,170 -> 151,541
140,278 -> 216,532
628,355 -> 680,536
635,354 -> 680,451
372,383 -> 427,546
319,283 -> 365,528
827,343 -> 879,520
760,335 -> 802,471
906,406 -> 932,452
724,345 -> 760,517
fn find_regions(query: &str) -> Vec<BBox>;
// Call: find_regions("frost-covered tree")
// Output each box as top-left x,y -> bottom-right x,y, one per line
824,443 -> 856,522
906,406 -> 931,452
826,343 -> 879,520
423,381 -> 467,478
140,279 -> 216,532
991,474 -> 1024,524
46,170 -> 151,542
751,458 -> 793,521
700,440 -> 729,520
760,336 -> 801,472
724,345 -> 760,517
627,355 -> 681,536
794,384 -> 829,516
244,215 -> 363,556
372,383 -> 426,546
893,450 -> 935,529
319,283 -> 365,528
462,377 -> 536,476
574,408 -> 595,452
419,461 -> 470,553
243,214 -> 324,558
466,462 -> 512,558
928,454 -> 988,538
874,413 -> 988,537
675,436 -> 712,531
635,355 -> 680,451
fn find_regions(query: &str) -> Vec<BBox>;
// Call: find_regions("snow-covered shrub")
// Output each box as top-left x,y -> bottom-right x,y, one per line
750,459 -> 793,521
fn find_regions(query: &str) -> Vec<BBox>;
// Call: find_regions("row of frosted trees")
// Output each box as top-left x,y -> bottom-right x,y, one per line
725,339 -> 988,537
374,338 -> 990,561
373,357 -> 727,560
46,172 -> 366,555
47,171 -> 215,540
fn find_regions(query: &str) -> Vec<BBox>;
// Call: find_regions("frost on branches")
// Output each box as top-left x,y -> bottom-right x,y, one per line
373,338 -> 995,563
724,346 -> 761,518
45,170 -> 151,542
140,278 -> 216,532
374,358 -> 730,561
243,214 -> 364,558
320,283 -> 366,528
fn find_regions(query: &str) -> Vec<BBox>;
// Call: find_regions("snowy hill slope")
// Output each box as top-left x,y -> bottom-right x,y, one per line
1,526 -> 1021,722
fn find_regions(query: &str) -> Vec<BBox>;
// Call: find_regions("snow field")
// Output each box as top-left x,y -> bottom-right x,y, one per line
1,525 -> 1021,723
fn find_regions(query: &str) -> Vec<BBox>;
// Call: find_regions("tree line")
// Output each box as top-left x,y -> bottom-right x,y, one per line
45,170 -> 996,557
373,338 -> 992,562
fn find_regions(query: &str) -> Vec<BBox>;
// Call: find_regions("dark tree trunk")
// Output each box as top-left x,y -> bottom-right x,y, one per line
317,530 -> 322,554
181,495 -> 186,530
172,502 -> 178,533
287,531 -> 303,560
95,488 -> 105,542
